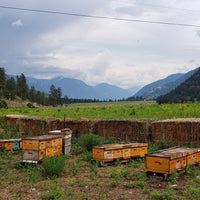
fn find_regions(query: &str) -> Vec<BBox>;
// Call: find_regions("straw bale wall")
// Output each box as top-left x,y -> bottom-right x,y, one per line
151,118 -> 200,146
2,115 -> 200,146
95,119 -> 151,142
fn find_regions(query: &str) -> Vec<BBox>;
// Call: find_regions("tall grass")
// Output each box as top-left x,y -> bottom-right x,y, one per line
1,101 -> 200,120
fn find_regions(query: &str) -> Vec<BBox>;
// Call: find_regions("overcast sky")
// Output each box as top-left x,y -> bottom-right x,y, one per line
1,0 -> 200,89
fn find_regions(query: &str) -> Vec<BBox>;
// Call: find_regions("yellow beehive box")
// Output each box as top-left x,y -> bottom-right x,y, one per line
92,144 -> 124,162
0,139 -> 13,151
22,135 -> 62,150
22,135 -> 63,162
129,143 -> 148,158
145,147 -> 198,175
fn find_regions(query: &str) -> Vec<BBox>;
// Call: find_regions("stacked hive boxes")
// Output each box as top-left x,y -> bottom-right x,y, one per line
22,135 -> 63,163
0,138 -> 21,151
145,147 -> 200,175
48,128 -> 72,155
92,143 -> 148,163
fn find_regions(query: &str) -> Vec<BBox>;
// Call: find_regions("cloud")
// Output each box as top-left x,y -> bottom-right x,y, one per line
1,0 -> 200,89
12,19 -> 23,27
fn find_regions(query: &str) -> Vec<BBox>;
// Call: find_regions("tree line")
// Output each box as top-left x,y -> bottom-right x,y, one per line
0,68 -> 65,106
0,67 -> 143,107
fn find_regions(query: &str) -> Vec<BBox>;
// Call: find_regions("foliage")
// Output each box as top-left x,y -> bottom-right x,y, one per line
0,100 -> 8,109
157,67 -> 200,104
27,103 -> 35,108
76,132 -> 106,152
42,155 -> 66,179
0,68 -> 6,97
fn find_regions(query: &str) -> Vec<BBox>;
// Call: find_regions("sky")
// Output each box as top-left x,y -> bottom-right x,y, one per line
1,0 -> 200,89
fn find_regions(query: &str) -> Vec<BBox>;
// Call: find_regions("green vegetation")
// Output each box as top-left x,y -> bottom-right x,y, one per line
1,101 -> 200,119
157,68 -> 200,104
42,155 -> 67,179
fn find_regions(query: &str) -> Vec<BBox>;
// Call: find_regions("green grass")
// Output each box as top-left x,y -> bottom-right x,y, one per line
1,101 -> 200,120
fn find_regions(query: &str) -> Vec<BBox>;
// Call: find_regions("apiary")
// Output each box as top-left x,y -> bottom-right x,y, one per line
145,147 -> 198,175
22,135 -> 63,163
92,142 -> 148,163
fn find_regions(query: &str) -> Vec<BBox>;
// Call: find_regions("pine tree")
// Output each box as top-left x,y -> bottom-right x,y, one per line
5,77 -> 16,100
0,68 -> 6,97
29,86 -> 36,102
17,73 -> 29,100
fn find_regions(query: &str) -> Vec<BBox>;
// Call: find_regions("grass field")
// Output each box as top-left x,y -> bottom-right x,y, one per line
0,101 -> 200,120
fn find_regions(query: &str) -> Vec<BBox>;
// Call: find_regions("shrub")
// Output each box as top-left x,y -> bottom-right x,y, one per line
0,100 -> 8,109
42,155 -> 66,179
27,103 -> 35,108
77,132 -> 105,152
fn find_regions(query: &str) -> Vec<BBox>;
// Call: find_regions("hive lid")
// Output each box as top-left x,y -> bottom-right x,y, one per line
93,143 -> 125,150
146,147 -> 198,159
23,134 -> 62,141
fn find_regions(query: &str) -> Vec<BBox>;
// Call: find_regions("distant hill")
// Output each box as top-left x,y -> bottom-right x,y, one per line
134,68 -> 198,99
157,67 -> 200,103
9,76 -> 135,100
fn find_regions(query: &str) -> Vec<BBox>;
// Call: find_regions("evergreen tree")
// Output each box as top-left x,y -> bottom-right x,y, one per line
29,86 -> 36,102
16,73 -> 29,100
36,91 -> 42,105
0,68 -> 6,97
5,77 -> 16,100
49,84 -> 57,106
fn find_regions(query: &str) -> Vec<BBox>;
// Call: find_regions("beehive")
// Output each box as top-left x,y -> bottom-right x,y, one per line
145,147 -> 199,175
129,143 -> 148,158
92,143 -> 148,162
62,134 -> 72,155
0,139 -> 13,151
49,129 -> 72,155
22,135 -> 63,162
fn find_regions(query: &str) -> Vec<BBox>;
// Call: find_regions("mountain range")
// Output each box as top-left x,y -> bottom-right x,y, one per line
8,67 -> 199,100
134,67 -> 199,99
25,76 -> 137,100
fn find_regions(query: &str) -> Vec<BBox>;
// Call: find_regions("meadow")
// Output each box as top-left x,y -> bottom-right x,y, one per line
0,101 -> 200,120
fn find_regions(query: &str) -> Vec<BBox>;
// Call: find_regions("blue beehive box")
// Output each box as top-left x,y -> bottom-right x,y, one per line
11,139 -> 20,150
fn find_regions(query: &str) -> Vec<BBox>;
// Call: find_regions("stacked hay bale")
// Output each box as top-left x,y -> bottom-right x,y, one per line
95,119 -> 150,142
151,118 -> 200,146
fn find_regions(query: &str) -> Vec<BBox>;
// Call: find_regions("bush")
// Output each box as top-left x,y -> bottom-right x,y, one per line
0,100 -> 8,109
42,155 -> 66,179
27,103 -> 35,108
77,132 -> 105,152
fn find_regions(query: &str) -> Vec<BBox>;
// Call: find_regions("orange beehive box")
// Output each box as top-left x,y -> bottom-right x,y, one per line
92,143 -> 147,162
129,143 -> 148,158
22,135 -> 62,150
145,147 -> 198,175
22,135 -> 63,162
93,144 -> 124,162
0,139 -> 13,151
196,149 -> 200,163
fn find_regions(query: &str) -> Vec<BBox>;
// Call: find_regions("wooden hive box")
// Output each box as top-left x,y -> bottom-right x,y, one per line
0,139 -> 13,151
22,135 -> 63,162
145,147 -> 198,175
62,134 -> 72,155
129,143 -> 148,158
196,149 -> 200,163
92,144 -> 124,162
10,139 -> 21,151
